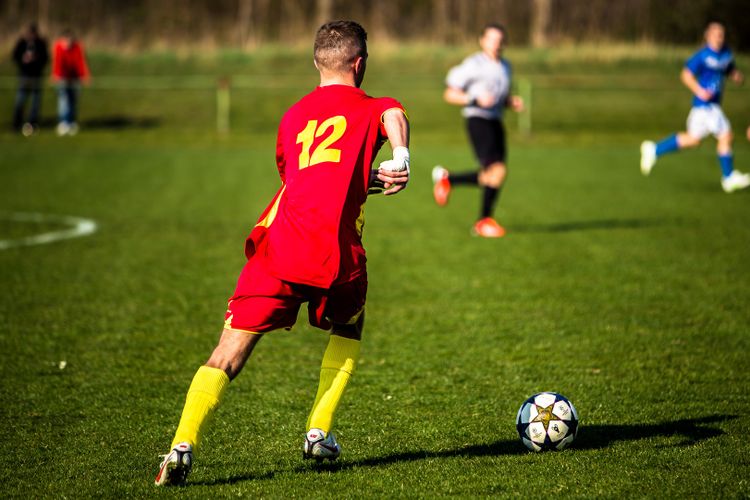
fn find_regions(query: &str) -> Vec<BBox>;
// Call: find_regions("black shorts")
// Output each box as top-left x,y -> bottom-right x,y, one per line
466,117 -> 506,167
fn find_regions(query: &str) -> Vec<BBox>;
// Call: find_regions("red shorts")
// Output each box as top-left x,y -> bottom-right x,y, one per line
224,254 -> 367,333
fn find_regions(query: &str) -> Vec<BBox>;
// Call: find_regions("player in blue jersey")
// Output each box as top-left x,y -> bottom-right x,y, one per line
640,21 -> 748,193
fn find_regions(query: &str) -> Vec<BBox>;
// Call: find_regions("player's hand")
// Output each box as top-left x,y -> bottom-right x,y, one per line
476,93 -> 497,108
695,87 -> 713,101
508,95 -> 524,112
730,70 -> 744,85
376,146 -> 410,195
376,167 -> 409,195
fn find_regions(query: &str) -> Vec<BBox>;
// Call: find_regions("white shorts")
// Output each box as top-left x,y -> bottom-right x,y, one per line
686,104 -> 731,140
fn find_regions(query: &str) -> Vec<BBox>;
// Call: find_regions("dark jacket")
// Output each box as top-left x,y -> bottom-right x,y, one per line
12,36 -> 49,78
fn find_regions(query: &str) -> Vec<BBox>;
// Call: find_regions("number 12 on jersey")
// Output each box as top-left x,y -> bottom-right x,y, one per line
296,116 -> 347,169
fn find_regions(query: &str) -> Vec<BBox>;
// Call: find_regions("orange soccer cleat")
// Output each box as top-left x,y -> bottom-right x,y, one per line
431,165 -> 451,206
472,217 -> 506,238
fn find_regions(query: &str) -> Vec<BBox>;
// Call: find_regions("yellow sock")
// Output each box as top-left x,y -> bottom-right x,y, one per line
171,366 -> 230,451
306,335 -> 361,433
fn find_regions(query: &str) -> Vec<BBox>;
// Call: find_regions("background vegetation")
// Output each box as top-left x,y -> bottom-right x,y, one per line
1,0 -> 749,51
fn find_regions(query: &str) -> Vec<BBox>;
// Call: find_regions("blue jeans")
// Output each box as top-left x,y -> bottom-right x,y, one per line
13,76 -> 43,129
57,81 -> 80,125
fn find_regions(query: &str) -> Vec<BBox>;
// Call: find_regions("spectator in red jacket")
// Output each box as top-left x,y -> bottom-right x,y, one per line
12,23 -> 49,135
52,30 -> 89,136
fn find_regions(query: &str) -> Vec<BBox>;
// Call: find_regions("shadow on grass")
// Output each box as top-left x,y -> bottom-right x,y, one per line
26,115 -> 161,130
193,415 -> 735,486
574,414 -> 736,450
82,116 -> 161,129
510,218 -> 664,233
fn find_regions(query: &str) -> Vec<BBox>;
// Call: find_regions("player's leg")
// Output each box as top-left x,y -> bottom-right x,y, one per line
431,166 -> 479,206
717,130 -> 734,177
471,119 -> 507,238
66,85 -> 79,135
28,78 -> 42,131
307,314 -> 363,433
432,118 -> 487,206
56,84 -> 70,136
717,129 -> 750,193
304,314 -> 363,460
455,116 -> 495,187
12,80 -> 28,131
478,161 -> 506,210
171,329 -> 263,447
641,108 -> 704,175
641,132 -> 701,175
304,277 -> 367,461
471,161 -> 506,238
155,329 -> 262,486
156,254 -> 300,486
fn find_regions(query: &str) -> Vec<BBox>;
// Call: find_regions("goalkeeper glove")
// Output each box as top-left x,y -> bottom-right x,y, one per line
368,146 -> 410,195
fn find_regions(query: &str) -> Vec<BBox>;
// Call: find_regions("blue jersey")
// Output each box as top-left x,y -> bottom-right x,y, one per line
685,45 -> 735,107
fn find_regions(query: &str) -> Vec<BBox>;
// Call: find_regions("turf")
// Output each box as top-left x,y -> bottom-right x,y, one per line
0,47 -> 749,497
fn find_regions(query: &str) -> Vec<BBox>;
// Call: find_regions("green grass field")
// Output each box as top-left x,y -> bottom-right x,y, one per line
1,47 -> 749,497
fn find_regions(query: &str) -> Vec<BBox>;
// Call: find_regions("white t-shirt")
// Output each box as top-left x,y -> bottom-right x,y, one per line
446,52 -> 511,120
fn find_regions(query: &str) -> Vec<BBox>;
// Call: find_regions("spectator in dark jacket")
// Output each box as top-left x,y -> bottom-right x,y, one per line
12,23 -> 49,135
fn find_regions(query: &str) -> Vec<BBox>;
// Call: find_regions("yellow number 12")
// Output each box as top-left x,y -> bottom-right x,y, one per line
296,116 -> 347,169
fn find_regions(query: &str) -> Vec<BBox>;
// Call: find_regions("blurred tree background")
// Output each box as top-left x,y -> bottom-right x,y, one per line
1,0 -> 748,51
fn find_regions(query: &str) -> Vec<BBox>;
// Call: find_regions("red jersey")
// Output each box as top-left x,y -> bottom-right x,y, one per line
52,39 -> 89,81
245,84 -> 404,288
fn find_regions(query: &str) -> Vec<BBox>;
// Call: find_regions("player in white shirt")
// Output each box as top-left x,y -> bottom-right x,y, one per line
433,23 -> 524,237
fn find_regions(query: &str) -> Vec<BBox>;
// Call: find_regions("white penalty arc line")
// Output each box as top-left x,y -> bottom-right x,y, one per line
0,212 -> 98,250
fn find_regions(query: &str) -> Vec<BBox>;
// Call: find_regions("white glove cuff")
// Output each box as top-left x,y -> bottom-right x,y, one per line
393,146 -> 409,164
392,146 -> 410,174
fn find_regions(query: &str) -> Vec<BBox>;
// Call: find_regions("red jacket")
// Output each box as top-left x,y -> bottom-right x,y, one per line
52,38 -> 89,81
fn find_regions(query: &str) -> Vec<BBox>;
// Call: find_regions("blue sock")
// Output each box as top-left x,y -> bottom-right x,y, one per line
718,154 -> 734,178
655,134 -> 679,156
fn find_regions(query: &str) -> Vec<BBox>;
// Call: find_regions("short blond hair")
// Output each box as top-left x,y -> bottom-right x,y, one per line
314,20 -> 368,74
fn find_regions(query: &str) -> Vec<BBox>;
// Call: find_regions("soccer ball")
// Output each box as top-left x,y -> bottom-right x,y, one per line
516,392 -> 579,452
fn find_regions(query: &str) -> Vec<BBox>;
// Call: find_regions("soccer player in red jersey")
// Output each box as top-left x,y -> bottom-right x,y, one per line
155,20 -> 410,486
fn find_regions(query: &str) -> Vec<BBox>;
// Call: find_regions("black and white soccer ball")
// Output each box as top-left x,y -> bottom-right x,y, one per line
516,392 -> 579,452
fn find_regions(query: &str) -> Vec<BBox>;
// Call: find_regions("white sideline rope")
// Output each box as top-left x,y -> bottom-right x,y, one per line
0,212 -> 98,250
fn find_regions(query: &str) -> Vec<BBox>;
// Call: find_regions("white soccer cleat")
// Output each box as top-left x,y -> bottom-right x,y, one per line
640,141 -> 656,176
721,170 -> 750,193
303,428 -> 340,462
21,123 -> 35,137
56,122 -> 70,137
154,442 -> 193,486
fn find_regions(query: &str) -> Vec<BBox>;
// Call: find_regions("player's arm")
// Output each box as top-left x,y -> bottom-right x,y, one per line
444,86 -> 472,106
444,86 -> 496,109
444,61 -> 475,107
680,67 -> 712,101
506,95 -> 524,112
444,60 -> 496,108
728,65 -> 744,85
375,108 -> 410,196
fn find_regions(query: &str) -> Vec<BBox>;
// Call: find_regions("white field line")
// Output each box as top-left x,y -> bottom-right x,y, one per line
0,212 -> 98,250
